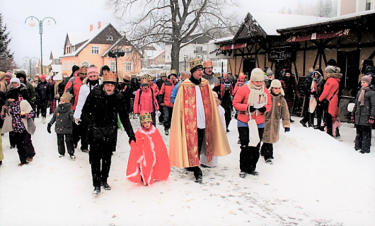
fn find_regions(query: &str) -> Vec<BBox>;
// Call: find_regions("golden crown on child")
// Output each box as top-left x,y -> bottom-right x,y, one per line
103,71 -> 117,82
140,112 -> 153,124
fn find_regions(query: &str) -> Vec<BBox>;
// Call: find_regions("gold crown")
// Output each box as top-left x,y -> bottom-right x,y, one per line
102,71 -> 117,83
147,74 -> 155,81
131,74 -> 137,78
169,69 -> 178,76
60,92 -> 73,103
203,60 -> 213,68
214,72 -> 221,78
140,112 -> 153,124
190,58 -> 202,69
160,72 -> 167,77
141,76 -> 149,84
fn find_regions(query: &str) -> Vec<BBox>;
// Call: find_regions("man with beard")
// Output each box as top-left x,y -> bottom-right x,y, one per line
81,70 -> 135,194
64,66 -> 87,151
158,70 -> 178,135
169,58 -> 231,183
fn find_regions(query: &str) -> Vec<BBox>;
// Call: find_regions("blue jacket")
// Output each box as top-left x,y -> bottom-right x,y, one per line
171,80 -> 182,104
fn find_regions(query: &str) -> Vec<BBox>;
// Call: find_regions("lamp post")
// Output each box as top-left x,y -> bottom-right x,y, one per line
25,16 -> 56,75
23,56 -> 38,79
183,55 -> 188,71
108,48 -> 125,84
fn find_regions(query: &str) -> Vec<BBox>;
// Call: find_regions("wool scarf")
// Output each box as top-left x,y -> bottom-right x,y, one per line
247,82 -> 267,106
358,86 -> 370,106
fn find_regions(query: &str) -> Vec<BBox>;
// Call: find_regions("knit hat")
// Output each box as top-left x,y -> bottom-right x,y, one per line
10,77 -> 21,87
87,66 -> 99,76
361,75 -> 372,85
327,59 -> 337,66
325,66 -> 339,73
6,88 -> 20,100
239,72 -> 246,80
102,71 -> 117,84
40,74 -> 46,80
269,79 -> 285,96
60,92 -> 73,103
266,68 -> 273,76
250,68 -> 265,81
5,71 -> 12,77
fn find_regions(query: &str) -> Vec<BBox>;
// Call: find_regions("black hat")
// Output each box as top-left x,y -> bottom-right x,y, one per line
72,65 -> 80,73
327,59 -> 337,66
15,70 -> 27,81
6,88 -> 20,100
285,69 -> 292,75
363,59 -> 374,67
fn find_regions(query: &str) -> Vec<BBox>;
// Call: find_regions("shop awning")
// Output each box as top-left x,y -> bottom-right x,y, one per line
286,28 -> 350,43
220,43 -> 247,51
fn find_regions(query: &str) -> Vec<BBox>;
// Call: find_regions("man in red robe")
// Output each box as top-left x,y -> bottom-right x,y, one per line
169,58 -> 231,183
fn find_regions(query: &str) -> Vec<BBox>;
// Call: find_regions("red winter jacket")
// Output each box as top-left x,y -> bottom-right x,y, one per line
64,76 -> 84,110
133,87 -> 159,114
149,83 -> 159,98
158,79 -> 177,108
319,73 -> 342,117
233,85 -> 272,125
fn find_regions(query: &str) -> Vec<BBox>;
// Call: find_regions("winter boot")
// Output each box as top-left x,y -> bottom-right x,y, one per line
26,157 -> 33,163
239,171 -> 246,178
194,167 -> 203,183
165,128 -> 169,136
59,154 -> 64,158
290,117 -> 294,123
42,117 -> 46,124
93,186 -> 101,194
300,120 -> 307,127
265,159 -> 273,164
70,155 -> 76,160
101,182 -> 111,190
248,170 -> 259,176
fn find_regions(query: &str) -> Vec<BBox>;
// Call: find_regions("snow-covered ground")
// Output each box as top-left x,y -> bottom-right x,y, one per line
0,114 -> 374,226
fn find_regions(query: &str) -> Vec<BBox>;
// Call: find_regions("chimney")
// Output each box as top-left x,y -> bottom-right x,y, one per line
98,21 -> 101,29
90,24 -> 93,31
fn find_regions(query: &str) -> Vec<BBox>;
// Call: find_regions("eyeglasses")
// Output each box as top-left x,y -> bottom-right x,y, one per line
142,85 -> 149,88
80,73 -> 87,75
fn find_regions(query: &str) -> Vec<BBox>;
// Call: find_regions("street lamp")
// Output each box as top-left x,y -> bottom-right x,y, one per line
183,55 -> 188,71
24,56 -> 38,79
25,16 -> 56,75
108,48 -> 125,83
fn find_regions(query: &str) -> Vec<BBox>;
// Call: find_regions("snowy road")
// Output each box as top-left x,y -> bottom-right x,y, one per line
0,114 -> 374,226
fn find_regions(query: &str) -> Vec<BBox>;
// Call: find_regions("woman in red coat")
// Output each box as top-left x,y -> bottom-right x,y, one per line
233,68 -> 272,178
319,66 -> 342,136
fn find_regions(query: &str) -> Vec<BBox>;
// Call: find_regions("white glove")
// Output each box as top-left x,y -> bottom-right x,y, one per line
133,91 -> 137,95
75,118 -> 81,125
155,110 -> 161,117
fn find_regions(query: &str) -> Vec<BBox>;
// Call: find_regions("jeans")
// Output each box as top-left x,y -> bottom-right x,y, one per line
163,106 -> 173,130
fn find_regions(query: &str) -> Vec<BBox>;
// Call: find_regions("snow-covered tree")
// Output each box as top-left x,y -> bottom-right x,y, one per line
287,7 -> 292,14
294,0 -> 304,15
0,13 -> 15,72
324,0 -> 333,17
279,6 -> 286,14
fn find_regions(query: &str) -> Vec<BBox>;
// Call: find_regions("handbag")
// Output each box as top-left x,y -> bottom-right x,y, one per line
309,96 -> 317,113
247,113 -> 260,147
92,123 -> 117,142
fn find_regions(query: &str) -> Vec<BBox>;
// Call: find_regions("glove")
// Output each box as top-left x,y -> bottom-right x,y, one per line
247,105 -> 256,113
47,124 -> 52,134
367,116 -> 374,125
258,106 -> 266,113
155,110 -> 161,117
284,127 -> 290,133
75,118 -> 81,125
351,114 -> 355,123
129,135 -> 136,144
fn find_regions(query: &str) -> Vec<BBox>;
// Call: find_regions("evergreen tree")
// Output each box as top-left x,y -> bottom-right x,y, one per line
0,13 -> 15,71
324,0 -> 333,17
316,0 -> 325,17
294,0 -> 304,15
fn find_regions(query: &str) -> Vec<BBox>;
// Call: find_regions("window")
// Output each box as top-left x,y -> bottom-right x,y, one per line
106,36 -> 113,41
162,54 -> 165,59
110,61 -> 116,71
366,0 -> 371,10
72,61 -> 75,66
82,61 -> 90,67
63,62 -> 66,70
125,47 -> 131,55
125,62 -> 132,71
67,61 -> 71,70
91,46 -> 100,55
71,46 -> 75,52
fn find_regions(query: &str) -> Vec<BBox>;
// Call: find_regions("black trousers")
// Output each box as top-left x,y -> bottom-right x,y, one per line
57,134 -> 74,156
73,123 -> 88,150
238,126 -> 264,173
89,145 -> 113,187
39,99 -> 48,118
158,107 -> 164,124
224,107 -> 232,130
9,131 -> 16,147
14,131 -> 35,164
355,125 -> 372,153
187,128 -> 205,174
325,113 -> 333,136
260,143 -> 274,160
315,104 -> 324,127
163,106 -> 173,130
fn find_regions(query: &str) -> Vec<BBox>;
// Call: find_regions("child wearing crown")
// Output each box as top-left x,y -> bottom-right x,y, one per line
47,92 -> 76,160
126,111 -> 170,186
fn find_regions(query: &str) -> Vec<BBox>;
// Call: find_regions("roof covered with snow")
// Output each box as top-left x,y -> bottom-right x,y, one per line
250,12 -> 325,36
51,64 -> 62,72
51,50 -> 64,59
144,50 -> 165,60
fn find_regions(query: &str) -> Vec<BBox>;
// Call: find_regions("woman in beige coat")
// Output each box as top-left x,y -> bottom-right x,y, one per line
261,80 -> 290,164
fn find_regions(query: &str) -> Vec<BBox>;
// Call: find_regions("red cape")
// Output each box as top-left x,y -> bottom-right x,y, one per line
126,126 -> 170,185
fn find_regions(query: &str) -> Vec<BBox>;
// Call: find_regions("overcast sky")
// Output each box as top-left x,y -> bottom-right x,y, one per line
1,0 -> 316,67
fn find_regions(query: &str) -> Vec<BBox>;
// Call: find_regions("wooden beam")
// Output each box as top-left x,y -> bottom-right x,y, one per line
303,41 -> 306,76
313,49 -> 320,69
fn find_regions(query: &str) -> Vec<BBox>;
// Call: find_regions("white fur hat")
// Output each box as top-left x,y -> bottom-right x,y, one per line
269,79 -> 285,96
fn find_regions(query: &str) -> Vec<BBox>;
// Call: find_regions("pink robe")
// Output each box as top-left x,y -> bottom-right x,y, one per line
126,126 -> 170,186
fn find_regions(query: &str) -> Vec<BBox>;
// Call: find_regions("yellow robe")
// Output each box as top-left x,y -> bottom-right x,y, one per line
169,78 -> 231,168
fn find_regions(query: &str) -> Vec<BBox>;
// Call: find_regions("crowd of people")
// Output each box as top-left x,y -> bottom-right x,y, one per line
0,56 -> 373,194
